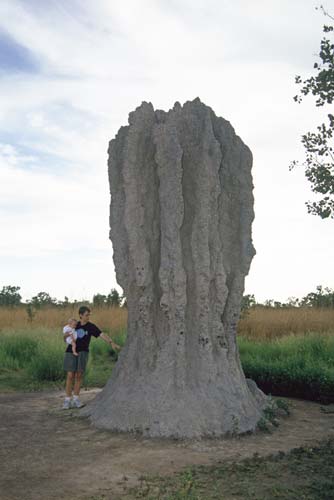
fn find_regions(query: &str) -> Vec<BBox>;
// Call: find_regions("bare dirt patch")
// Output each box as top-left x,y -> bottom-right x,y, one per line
1,389 -> 334,500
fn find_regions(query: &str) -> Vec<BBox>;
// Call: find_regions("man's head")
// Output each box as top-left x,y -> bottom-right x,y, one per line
78,305 -> 91,322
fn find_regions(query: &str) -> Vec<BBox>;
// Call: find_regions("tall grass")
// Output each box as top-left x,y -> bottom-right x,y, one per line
0,305 -> 127,332
0,328 -> 67,383
0,335 -> 39,369
0,325 -> 127,390
1,305 -> 334,401
1,305 -> 333,340
238,307 -> 334,340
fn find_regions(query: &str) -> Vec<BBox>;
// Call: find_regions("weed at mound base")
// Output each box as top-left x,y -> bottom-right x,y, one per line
256,395 -> 291,433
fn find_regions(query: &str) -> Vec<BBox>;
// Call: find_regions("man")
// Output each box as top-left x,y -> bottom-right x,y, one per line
62,305 -> 120,409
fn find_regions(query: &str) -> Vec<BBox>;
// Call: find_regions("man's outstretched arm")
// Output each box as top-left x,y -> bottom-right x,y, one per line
100,332 -> 121,350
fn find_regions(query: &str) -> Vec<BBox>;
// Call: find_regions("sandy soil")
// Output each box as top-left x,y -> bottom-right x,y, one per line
1,389 -> 334,500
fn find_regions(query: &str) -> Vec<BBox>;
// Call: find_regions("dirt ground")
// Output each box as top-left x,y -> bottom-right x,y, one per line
1,389 -> 334,500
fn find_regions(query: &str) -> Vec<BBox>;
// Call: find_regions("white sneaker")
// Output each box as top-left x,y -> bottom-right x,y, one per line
62,399 -> 71,410
72,398 -> 84,408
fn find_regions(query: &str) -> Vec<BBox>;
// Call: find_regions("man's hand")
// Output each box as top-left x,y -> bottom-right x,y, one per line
100,332 -> 121,351
110,341 -> 121,351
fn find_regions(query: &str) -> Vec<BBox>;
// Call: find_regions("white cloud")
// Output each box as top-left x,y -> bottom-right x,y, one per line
0,144 -> 110,255
0,0 -> 145,78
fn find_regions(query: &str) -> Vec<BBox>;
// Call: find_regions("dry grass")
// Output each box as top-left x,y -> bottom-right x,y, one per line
0,305 -> 333,340
0,306 -> 128,333
238,307 -> 334,340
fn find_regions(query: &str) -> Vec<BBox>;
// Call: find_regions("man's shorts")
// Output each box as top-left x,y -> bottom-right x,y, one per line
63,351 -> 89,373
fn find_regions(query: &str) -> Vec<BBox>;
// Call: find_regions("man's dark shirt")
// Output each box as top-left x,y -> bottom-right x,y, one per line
66,321 -> 102,353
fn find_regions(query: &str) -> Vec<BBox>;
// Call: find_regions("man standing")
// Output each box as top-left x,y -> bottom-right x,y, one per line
62,305 -> 120,409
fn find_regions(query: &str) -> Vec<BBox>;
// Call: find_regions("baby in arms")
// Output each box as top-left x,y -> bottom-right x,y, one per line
63,318 -> 78,356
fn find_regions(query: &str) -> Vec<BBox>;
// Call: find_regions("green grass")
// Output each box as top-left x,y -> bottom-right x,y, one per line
120,438 -> 334,499
0,327 -> 126,392
0,329 -> 334,403
238,332 -> 334,403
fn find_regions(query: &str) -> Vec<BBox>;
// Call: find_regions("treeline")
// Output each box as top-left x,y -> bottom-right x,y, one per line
1,284 -> 334,311
0,286 -> 127,309
242,285 -> 334,312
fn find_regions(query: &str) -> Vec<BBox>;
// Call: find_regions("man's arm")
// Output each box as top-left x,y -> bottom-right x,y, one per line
100,332 -> 121,350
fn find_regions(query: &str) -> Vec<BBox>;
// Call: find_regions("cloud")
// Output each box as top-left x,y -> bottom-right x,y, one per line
0,0 -> 147,79
0,0 -> 333,302
0,143 -> 110,257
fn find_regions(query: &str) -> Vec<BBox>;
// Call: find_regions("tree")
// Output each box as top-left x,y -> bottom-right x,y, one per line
106,288 -> 121,307
286,296 -> 300,308
93,293 -> 107,308
30,291 -> 57,308
240,294 -> 256,318
301,285 -> 334,308
57,296 -> 70,308
26,303 -> 36,323
0,285 -> 22,307
291,5 -> 334,218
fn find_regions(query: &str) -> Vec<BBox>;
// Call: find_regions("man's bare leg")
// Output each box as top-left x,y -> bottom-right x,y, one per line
65,371 -> 74,397
72,371 -> 84,408
73,371 -> 83,396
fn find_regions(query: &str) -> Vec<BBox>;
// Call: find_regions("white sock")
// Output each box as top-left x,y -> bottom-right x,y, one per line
73,395 -> 79,400
65,397 -> 71,402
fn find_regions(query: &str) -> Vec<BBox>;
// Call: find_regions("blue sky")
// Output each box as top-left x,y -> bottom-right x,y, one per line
0,0 -> 333,302
0,29 -> 39,73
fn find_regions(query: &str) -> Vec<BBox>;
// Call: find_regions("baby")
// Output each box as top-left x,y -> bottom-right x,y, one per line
63,318 -> 78,356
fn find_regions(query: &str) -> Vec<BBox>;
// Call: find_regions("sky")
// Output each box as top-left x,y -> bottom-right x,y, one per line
0,0 -> 333,303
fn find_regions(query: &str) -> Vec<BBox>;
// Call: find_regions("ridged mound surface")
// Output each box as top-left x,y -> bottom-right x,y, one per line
82,98 -> 267,438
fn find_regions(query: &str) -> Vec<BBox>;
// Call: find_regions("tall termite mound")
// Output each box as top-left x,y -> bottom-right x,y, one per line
81,98 -> 267,438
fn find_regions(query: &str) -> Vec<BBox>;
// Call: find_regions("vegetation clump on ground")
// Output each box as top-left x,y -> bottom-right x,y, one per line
119,438 -> 334,499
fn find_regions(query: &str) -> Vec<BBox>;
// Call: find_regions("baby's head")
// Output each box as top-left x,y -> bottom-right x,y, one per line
68,318 -> 78,328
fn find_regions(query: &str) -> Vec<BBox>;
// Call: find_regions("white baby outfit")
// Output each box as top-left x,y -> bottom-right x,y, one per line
63,325 -> 77,345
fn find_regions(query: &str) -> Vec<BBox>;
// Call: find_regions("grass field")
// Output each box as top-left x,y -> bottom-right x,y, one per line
237,306 -> 334,339
1,305 -> 334,339
0,304 -> 127,332
0,324 -> 126,392
0,306 -> 333,401
0,305 -> 126,391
